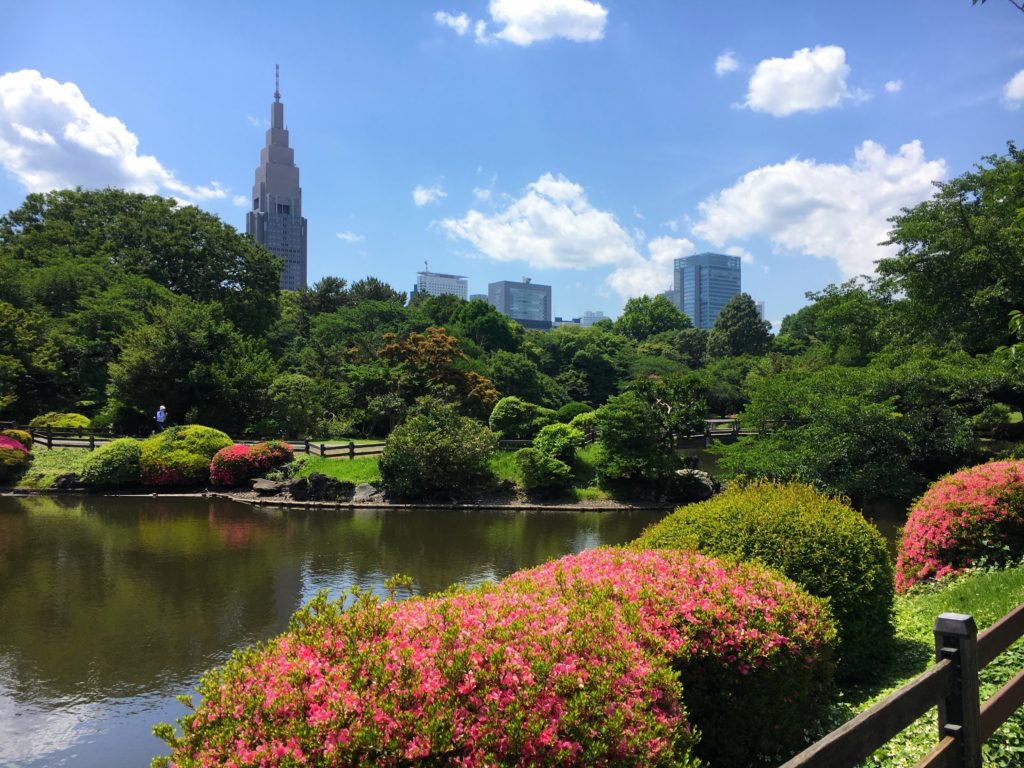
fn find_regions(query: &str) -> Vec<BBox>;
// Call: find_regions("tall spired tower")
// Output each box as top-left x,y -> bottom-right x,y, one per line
246,65 -> 308,291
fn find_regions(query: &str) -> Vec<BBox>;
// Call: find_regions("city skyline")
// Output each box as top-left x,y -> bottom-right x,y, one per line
0,2 -> 1021,326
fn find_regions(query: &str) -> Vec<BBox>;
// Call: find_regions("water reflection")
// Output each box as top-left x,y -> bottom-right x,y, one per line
0,495 -> 666,767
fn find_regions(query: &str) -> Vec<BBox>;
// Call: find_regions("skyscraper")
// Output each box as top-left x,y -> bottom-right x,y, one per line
246,65 -> 308,291
672,253 -> 741,329
488,278 -> 552,330
413,270 -> 468,299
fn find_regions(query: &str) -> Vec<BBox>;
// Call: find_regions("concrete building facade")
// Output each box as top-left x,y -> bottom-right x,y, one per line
413,271 -> 468,300
488,278 -> 552,330
246,66 -> 308,291
672,252 -> 741,329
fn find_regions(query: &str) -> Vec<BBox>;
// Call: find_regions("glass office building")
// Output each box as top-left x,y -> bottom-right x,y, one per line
672,253 -> 741,329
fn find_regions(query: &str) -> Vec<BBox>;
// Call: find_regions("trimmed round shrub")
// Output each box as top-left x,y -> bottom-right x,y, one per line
514,447 -> 572,496
533,423 -> 584,464
380,401 -> 497,499
0,435 -> 31,483
155,568 -> 699,767
0,429 -> 32,449
140,425 -> 232,487
209,442 -> 292,487
80,438 -> 142,487
28,412 -> 91,429
505,548 -> 836,767
249,439 -> 293,470
896,460 -> 1024,593
633,480 -> 893,682
487,396 -> 555,440
556,401 -> 593,423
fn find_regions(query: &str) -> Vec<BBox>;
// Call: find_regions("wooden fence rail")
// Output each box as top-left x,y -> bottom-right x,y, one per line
781,603 -> 1024,768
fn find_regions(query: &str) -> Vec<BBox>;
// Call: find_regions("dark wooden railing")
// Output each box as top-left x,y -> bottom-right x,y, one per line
781,604 -> 1024,768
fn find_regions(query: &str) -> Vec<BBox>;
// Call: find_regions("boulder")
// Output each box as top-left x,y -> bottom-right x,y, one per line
289,473 -> 355,502
51,472 -> 81,490
251,478 -> 284,496
352,483 -> 384,503
666,468 -> 719,503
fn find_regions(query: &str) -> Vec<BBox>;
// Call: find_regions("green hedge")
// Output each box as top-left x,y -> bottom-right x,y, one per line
633,480 -> 894,681
81,438 -> 142,487
139,425 -> 232,486
28,412 -> 91,429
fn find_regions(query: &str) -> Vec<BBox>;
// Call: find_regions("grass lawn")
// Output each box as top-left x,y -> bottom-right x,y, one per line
18,447 -> 90,488
292,455 -> 382,485
817,566 -> 1024,767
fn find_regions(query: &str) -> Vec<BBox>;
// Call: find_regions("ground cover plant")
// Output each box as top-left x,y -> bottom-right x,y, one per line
14,447 -> 89,488
634,480 -> 893,681
0,428 -> 32,449
139,425 -> 232,486
154,547 -> 835,768
895,459 -> 1024,592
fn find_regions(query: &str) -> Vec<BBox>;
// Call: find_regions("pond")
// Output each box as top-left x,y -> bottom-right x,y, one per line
0,495 -> 669,768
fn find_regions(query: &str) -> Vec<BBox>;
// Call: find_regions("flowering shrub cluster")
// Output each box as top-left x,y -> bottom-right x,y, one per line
506,548 -> 836,766
155,548 -> 835,768
210,441 -> 294,487
896,460 -> 1024,593
0,434 -> 31,483
633,480 -> 892,682
0,429 -> 33,449
140,425 -> 232,486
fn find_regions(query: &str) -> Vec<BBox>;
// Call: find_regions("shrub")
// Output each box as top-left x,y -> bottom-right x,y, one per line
80,438 -> 142,487
505,548 -> 836,767
556,401 -> 592,423
633,480 -> 893,682
28,412 -> 91,430
896,460 -> 1024,593
140,425 -> 232,487
487,396 -> 555,440
568,409 -> 599,440
514,447 -> 572,496
155,574 -> 698,767
209,440 -> 293,487
0,429 -> 32,449
973,403 -> 1014,435
249,440 -> 293,470
532,423 -> 584,464
0,435 -> 31,483
594,391 -> 680,493
380,401 -> 496,499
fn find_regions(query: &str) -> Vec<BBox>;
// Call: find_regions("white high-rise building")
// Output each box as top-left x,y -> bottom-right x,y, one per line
414,271 -> 468,299
246,66 -> 308,291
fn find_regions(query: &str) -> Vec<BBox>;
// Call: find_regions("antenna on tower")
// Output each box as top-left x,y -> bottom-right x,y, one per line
424,259 -> 429,272
274,64 -> 280,102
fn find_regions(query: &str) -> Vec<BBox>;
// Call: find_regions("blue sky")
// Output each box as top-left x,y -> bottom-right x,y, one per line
1,1 -> 1021,326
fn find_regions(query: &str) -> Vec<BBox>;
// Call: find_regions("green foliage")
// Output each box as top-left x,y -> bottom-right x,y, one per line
15,447 -> 88,488
379,400 -> 497,498
555,401 -> 592,423
80,438 -> 142,487
707,292 -> 772,358
532,422 -> 584,463
0,300 -> 59,415
487,396 -> 555,440
139,425 -> 232,486
0,444 -> 30,483
290,455 -> 381,485
777,280 -> 890,365
28,412 -> 91,429
877,142 -> 1024,354
347,276 -> 405,305
0,428 -> 32,449
450,299 -> 522,352
514,446 -> 573,495
973,402 -> 1015,434
594,391 -> 681,492
264,373 -> 324,438
613,294 -> 692,341
633,480 -> 894,680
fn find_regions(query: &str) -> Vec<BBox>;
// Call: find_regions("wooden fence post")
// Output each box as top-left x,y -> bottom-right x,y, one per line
46,427 -> 53,450
319,443 -> 326,457
348,441 -> 355,460
934,612 -> 982,768
88,434 -> 95,451
304,439 -> 310,455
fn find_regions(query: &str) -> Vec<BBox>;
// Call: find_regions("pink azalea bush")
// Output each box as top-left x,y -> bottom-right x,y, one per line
210,441 -> 294,487
154,548 -> 835,768
0,434 -> 31,483
0,435 -> 29,454
506,548 -> 837,766
896,460 -> 1024,593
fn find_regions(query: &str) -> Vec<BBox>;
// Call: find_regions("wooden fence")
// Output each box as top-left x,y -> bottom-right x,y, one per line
781,604 -> 1024,768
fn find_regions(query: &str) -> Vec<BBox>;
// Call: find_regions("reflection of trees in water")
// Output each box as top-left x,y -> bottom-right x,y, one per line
0,498 -> 666,706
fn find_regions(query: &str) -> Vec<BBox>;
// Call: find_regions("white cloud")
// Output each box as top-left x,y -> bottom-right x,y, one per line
413,184 -> 447,206
724,245 -> 754,264
1003,69 -> 1024,110
606,236 -> 694,298
715,50 -> 739,76
441,172 -> 638,270
232,194 -> 248,207
336,230 -> 364,242
745,45 -> 865,116
0,69 -> 228,202
434,11 -> 471,35
884,79 -> 903,93
246,114 -> 262,127
692,140 -> 946,277
440,0 -> 607,45
473,186 -> 492,201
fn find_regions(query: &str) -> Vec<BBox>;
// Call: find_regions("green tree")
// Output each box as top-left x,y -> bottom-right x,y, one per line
450,299 -> 522,352
0,300 -> 59,415
348,277 -> 405,305
613,295 -> 692,341
594,391 -> 682,493
265,373 -> 325,438
877,143 -> 1024,353
707,293 -> 772,358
